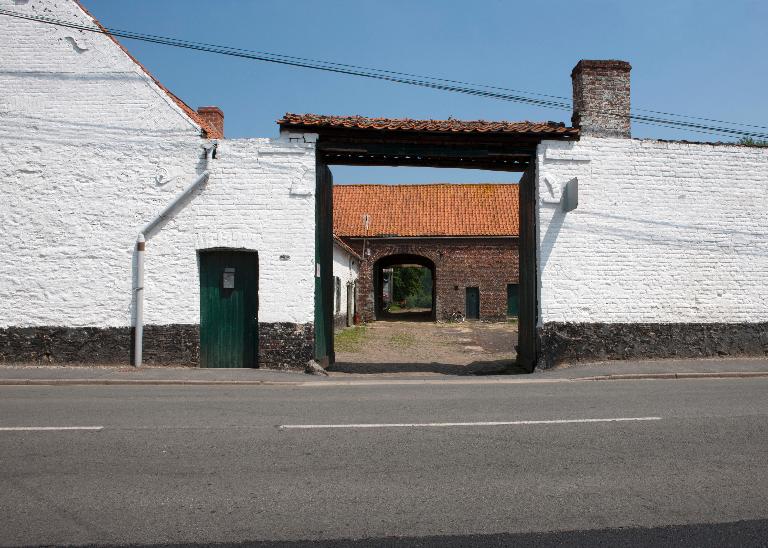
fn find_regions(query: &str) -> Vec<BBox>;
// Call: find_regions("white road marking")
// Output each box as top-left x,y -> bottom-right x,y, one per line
279,417 -> 662,430
0,426 -> 103,431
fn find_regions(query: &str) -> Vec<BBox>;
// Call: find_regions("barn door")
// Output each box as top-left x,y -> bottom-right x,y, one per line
465,287 -> 480,320
517,165 -> 537,371
199,250 -> 259,368
507,284 -> 519,317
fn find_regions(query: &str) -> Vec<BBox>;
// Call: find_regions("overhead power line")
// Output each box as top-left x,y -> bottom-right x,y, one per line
1,8 -> 767,141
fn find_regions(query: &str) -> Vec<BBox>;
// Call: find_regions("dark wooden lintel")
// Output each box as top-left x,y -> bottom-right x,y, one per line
319,142 -> 533,158
320,153 -> 529,171
287,126 -> 574,148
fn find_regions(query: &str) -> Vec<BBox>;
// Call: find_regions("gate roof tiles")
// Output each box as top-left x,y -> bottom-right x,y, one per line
334,184 -> 519,238
279,113 -> 577,136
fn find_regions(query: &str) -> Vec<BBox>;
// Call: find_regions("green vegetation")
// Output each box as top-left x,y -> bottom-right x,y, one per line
389,332 -> 416,348
392,267 -> 422,301
392,266 -> 433,309
737,137 -> 768,147
334,326 -> 368,353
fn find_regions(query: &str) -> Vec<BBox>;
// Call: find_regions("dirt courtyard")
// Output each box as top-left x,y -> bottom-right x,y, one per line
331,320 -> 519,376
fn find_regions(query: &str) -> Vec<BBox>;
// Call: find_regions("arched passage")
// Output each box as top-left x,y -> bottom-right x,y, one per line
373,254 -> 436,321
287,113 -> 578,371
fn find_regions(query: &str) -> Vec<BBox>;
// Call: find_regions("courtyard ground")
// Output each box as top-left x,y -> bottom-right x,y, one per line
332,320 -> 520,376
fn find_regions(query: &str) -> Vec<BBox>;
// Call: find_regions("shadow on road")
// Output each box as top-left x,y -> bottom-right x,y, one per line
329,359 -> 528,376
80,518 -> 768,547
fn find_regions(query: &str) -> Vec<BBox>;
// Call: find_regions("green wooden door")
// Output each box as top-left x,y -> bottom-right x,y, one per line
199,250 -> 259,368
466,287 -> 480,320
507,284 -> 519,317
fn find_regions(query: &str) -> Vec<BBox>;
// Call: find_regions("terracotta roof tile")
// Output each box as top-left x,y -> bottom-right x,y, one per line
334,184 -> 519,238
279,113 -> 578,136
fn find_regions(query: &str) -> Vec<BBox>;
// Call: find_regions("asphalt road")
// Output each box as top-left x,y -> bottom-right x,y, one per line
1,379 -> 767,546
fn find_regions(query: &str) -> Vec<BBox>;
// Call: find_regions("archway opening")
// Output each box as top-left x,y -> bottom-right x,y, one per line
374,254 -> 435,321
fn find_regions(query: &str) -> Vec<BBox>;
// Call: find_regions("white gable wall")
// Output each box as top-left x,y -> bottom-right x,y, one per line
0,0 -> 316,335
536,137 -> 768,325
0,0 -> 203,139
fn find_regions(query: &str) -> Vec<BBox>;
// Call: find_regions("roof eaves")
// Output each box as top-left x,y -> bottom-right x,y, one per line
333,234 -> 362,261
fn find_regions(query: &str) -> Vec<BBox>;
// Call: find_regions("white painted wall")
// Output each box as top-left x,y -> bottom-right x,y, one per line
145,138 -> 316,326
332,241 -> 359,317
0,0 -> 316,328
536,137 -> 768,324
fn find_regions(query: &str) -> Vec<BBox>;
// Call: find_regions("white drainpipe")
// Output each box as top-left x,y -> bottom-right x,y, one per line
133,169 -> 210,367
134,233 -> 145,367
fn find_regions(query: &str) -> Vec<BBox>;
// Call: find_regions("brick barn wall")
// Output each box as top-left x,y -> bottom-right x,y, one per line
344,238 -> 519,322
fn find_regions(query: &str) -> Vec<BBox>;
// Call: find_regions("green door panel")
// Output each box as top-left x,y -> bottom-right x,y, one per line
507,284 -> 519,317
517,166 -> 537,371
315,161 -> 334,364
199,250 -> 259,368
466,287 -> 480,320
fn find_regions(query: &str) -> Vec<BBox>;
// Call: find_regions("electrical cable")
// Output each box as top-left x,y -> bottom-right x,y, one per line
1,8 -> 767,140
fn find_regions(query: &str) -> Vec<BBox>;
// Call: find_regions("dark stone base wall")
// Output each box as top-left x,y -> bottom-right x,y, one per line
0,325 -> 199,366
0,326 -> 133,364
538,322 -> 768,369
343,237 -> 519,322
0,322 -> 314,370
142,325 -> 200,365
259,322 -> 314,370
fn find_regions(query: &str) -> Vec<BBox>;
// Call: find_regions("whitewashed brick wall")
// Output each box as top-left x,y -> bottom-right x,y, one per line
147,139 -> 316,326
0,0 -> 316,328
536,137 -> 768,324
333,241 -> 359,315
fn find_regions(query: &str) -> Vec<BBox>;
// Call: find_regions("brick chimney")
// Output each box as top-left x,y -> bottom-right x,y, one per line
571,60 -> 631,138
197,106 -> 224,139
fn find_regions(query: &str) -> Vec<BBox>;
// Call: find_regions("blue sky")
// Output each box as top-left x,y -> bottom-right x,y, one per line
80,0 -> 768,183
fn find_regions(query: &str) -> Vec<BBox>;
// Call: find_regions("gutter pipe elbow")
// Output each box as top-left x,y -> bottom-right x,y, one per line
132,170 -> 210,367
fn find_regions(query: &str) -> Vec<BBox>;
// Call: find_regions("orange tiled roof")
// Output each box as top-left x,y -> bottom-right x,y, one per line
334,184 -> 519,238
73,1 -> 219,138
279,113 -> 577,136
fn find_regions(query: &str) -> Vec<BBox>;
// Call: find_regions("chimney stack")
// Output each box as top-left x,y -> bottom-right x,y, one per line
571,60 -> 631,138
197,106 -> 224,139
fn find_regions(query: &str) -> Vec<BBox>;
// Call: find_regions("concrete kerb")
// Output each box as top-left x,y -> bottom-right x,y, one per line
0,371 -> 767,387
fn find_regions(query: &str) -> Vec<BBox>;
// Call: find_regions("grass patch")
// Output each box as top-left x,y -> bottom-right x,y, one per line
389,332 -> 416,348
334,326 -> 368,353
